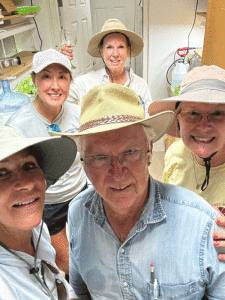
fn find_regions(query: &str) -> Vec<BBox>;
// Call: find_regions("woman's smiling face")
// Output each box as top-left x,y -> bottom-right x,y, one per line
33,63 -> 71,113
0,149 -> 46,233
178,102 -> 225,166
100,33 -> 129,74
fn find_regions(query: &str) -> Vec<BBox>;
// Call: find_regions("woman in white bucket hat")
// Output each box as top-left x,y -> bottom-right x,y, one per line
61,19 -> 152,117
148,65 -> 225,260
0,126 -> 77,299
5,49 -> 88,276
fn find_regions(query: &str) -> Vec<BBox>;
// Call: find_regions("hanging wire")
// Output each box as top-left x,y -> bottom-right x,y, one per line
187,0 -> 199,48
166,0 -> 199,85
31,0 -> 42,51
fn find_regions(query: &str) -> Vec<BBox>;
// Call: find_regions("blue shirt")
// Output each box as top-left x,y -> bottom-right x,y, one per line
68,177 -> 225,300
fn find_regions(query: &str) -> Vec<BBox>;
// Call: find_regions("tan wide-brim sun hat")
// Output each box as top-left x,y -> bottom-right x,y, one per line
148,65 -> 225,137
49,83 -> 175,144
87,19 -> 144,58
0,126 -> 77,188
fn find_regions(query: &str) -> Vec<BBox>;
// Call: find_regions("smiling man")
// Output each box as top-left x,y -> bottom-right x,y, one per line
54,83 -> 225,300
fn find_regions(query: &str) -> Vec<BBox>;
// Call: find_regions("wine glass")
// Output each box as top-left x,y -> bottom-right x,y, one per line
61,29 -> 77,69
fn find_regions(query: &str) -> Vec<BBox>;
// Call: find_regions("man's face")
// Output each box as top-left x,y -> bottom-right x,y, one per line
81,125 -> 151,213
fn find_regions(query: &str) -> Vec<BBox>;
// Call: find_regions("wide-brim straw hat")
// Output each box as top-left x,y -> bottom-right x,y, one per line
32,49 -> 72,74
49,83 -> 175,144
87,19 -> 144,58
0,126 -> 77,188
148,65 -> 225,137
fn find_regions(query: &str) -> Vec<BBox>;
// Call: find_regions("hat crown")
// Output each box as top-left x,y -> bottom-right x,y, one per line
101,19 -> 127,32
32,49 -> 72,74
79,84 -> 144,132
180,65 -> 225,92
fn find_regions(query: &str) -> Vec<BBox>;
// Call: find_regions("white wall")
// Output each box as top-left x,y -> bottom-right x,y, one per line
144,0 -> 207,102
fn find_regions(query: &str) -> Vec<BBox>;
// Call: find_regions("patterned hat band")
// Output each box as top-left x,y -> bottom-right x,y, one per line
180,79 -> 225,95
79,115 -> 142,132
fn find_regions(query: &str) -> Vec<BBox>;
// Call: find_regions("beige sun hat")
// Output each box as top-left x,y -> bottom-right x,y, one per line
0,126 -> 77,188
148,65 -> 225,137
87,19 -> 144,58
49,83 -> 175,143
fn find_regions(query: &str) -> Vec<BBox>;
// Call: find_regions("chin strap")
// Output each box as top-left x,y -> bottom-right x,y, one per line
199,152 -> 217,191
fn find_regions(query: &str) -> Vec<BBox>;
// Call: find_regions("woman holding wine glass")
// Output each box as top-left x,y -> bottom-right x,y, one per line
60,19 -> 152,117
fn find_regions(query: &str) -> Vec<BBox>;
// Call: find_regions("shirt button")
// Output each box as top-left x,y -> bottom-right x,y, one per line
123,282 -> 128,287
120,248 -> 125,253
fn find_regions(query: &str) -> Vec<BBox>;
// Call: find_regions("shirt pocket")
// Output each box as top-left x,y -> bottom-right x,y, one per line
147,281 -> 203,299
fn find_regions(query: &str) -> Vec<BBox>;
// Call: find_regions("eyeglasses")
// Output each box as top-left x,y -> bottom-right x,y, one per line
81,149 -> 150,169
178,110 -> 225,123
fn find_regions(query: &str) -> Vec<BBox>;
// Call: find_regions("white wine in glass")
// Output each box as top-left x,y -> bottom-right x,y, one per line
61,29 -> 77,69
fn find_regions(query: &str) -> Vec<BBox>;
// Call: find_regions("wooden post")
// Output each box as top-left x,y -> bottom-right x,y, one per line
202,0 -> 225,69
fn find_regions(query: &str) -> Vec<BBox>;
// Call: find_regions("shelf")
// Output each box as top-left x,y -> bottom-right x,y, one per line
0,21 -> 35,39
0,58 -> 32,82
0,13 -> 35,21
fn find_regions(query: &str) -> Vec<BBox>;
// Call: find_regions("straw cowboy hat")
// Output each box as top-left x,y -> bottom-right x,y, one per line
49,83 -> 175,143
87,19 -> 144,57
148,65 -> 225,137
0,126 -> 77,188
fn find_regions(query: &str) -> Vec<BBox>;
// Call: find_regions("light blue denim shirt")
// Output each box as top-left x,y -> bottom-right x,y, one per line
68,177 -> 225,300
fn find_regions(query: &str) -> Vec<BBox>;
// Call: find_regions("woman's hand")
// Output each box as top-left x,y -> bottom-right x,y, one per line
212,205 -> 225,261
60,45 -> 74,60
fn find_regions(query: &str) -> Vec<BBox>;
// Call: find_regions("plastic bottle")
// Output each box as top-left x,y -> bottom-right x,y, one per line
0,80 -> 30,125
171,61 -> 188,94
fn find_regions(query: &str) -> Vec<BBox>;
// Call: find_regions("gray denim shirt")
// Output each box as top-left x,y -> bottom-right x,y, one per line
69,177 -> 225,300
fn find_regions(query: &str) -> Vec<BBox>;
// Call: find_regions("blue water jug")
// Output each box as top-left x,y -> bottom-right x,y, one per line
0,79 -> 30,125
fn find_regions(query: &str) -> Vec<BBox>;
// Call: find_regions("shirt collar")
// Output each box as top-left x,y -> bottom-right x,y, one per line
101,67 -> 134,85
85,177 -> 167,226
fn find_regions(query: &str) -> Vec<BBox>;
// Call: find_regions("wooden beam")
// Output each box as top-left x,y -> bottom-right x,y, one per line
202,0 -> 225,69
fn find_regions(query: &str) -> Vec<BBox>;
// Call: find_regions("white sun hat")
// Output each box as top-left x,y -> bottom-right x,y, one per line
0,126 -> 77,188
148,65 -> 225,137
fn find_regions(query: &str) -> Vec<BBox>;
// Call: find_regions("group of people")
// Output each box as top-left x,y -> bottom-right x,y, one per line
0,18 -> 225,300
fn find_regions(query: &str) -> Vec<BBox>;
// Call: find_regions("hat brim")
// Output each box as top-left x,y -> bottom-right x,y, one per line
1,135 -> 77,189
49,111 -> 175,144
33,61 -> 72,74
87,29 -> 144,58
148,89 -> 225,137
